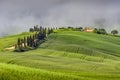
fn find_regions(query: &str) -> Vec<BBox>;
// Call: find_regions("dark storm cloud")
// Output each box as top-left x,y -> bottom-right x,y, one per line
0,0 -> 120,36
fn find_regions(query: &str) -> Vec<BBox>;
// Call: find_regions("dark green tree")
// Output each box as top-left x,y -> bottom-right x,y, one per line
24,36 -> 27,47
29,35 -> 33,47
17,38 -> 21,46
27,36 -> 30,46
93,28 -> 98,33
99,29 -> 107,34
111,30 -> 118,35
50,28 -> 53,33
29,28 -> 34,32
17,38 -> 21,51
93,28 -> 107,34
39,26 -> 42,32
48,28 -> 51,34
20,39 -> 24,49
79,27 -> 83,31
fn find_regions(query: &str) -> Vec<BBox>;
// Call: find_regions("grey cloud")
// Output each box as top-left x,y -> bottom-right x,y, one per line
0,0 -> 120,37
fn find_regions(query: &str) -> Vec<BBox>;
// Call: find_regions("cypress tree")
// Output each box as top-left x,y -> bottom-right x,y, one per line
20,39 -> 24,49
29,35 -> 33,47
40,26 -> 42,32
38,31 -> 42,40
32,35 -> 35,41
24,36 -> 26,48
43,28 -> 47,38
50,28 -> 53,33
48,28 -> 51,34
17,38 -> 21,51
27,36 -> 30,46
17,38 -> 21,46
29,28 -> 34,32
32,34 -> 36,47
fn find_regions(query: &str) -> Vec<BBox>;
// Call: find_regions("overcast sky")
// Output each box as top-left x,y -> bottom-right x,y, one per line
0,0 -> 120,36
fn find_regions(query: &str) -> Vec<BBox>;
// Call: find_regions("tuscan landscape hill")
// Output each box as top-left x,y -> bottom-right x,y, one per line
0,29 -> 120,80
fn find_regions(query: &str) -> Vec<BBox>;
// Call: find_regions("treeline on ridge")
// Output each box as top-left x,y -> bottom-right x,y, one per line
59,26 -> 119,35
15,26 -> 54,52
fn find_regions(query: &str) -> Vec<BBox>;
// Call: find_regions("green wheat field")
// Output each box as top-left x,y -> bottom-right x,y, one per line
0,30 -> 120,80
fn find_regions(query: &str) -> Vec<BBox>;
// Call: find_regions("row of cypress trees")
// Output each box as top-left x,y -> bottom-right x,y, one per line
15,26 -> 54,52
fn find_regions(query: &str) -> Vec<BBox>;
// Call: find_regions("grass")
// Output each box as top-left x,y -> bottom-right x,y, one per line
0,63 -> 81,80
0,30 -> 120,80
0,32 -> 34,51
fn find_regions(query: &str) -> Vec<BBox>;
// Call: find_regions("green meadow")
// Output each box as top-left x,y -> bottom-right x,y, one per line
0,30 -> 120,80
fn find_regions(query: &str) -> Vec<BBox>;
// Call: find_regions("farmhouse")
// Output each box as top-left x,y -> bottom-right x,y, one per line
84,27 -> 94,32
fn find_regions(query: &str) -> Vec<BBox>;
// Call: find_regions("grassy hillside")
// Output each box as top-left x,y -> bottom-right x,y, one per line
0,30 -> 120,80
0,32 -> 34,51
45,30 -> 120,57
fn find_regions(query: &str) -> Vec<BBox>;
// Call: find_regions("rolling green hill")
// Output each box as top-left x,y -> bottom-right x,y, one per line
0,30 -> 120,80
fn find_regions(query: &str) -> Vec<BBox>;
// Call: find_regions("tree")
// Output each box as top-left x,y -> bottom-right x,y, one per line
27,36 -> 30,46
43,28 -> 47,38
38,32 -> 42,40
29,35 -> 33,47
32,35 -> 35,41
17,38 -> 21,46
34,25 -> 39,31
16,26 -> 55,52
50,28 -> 53,33
48,28 -> 51,34
79,27 -> 83,31
24,36 -> 26,47
93,28 -> 107,34
39,26 -> 42,32
17,38 -> 21,51
99,28 -> 107,34
93,28 -> 98,33
111,30 -> 118,35
29,28 -> 34,32
68,26 -> 73,29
